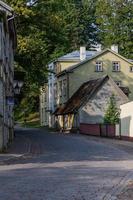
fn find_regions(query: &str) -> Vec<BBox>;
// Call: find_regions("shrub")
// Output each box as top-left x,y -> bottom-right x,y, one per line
104,94 -> 120,124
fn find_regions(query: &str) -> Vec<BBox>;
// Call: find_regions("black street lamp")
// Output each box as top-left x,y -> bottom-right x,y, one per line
13,80 -> 24,95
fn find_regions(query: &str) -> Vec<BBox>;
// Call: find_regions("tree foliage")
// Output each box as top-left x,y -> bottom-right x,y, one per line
4,0 -> 132,118
5,0 -> 98,116
6,0 -> 132,86
96,0 -> 133,58
6,0 -> 98,84
104,94 -> 120,124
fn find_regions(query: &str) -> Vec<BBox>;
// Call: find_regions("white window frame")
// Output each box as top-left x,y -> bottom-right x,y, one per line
95,61 -> 103,72
112,61 -> 120,72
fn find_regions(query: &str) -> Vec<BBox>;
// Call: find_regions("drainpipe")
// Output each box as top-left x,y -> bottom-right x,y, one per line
66,72 -> 69,100
119,119 -> 121,140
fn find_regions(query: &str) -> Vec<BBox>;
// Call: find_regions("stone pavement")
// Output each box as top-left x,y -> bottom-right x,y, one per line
81,134 -> 133,156
0,128 -> 31,165
0,127 -> 133,200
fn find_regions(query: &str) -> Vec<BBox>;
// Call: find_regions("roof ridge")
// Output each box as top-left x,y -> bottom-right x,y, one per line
61,76 -> 109,114
57,49 -> 133,76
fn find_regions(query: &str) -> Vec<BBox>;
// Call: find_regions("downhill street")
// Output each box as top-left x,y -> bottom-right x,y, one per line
0,127 -> 133,200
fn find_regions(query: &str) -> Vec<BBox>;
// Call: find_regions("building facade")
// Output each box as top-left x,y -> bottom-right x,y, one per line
54,76 -> 128,132
120,101 -> 133,140
40,45 -> 133,128
0,1 -> 16,150
57,47 -> 133,105
40,47 -> 99,127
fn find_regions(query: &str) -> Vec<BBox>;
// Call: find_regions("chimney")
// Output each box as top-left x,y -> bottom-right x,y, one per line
111,45 -> 118,53
80,46 -> 86,61
95,44 -> 102,52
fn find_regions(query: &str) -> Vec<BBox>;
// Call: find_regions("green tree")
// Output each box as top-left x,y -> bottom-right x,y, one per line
6,0 -> 98,84
5,0 -> 98,119
96,0 -> 133,58
104,94 -> 120,124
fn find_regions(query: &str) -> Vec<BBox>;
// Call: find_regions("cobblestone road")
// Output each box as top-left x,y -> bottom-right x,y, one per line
0,128 -> 133,200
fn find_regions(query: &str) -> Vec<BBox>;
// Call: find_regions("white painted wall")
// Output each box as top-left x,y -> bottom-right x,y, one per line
48,62 -> 56,127
115,124 -> 120,136
80,79 -> 128,124
40,62 -> 56,127
120,101 -> 133,137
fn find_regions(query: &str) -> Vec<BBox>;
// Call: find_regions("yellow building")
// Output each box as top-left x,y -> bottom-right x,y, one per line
56,47 -> 133,109
40,47 -> 98,126
40,46 -> 133,128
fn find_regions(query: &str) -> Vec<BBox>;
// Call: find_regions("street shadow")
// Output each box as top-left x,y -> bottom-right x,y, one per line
4,127 -> 133,166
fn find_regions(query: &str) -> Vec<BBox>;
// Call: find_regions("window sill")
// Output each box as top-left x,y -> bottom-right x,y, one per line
112,70 -> 121,72
95,71 -> 103,72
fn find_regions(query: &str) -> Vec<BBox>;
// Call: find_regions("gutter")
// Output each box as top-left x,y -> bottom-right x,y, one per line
67,72 -> 69,100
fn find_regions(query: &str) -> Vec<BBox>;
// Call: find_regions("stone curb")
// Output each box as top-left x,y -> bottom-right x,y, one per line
0,135 -> 32,165
0,155 -> 24,165
103,171 -> 133,200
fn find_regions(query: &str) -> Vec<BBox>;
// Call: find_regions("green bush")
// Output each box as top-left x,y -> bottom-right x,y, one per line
104,94 -> 120,124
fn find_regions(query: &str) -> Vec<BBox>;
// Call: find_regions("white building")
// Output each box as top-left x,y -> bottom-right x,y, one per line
120,101 -> 133,140
0,1 -> 16,150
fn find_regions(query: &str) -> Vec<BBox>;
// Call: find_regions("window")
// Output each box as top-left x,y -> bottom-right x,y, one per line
115,81 -> 121,86
41,95 -> 44,104
63,79 -> 67,97
59,81 -> 62,97
54,83 -> 57,99
41,86 -> 46,93
130,66 -> 133,72
95,61 -> 103,72
112,61 -> 120,71
44,93 -> 47,102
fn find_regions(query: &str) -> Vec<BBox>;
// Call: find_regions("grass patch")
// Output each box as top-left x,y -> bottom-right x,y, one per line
22,119 -> 40,128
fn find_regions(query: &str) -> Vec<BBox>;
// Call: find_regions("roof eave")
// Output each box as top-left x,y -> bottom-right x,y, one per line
0,1 -> 13,14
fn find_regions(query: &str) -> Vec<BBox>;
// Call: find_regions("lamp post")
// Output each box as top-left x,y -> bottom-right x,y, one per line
13,79 -> 24,129
13,80 -> 24,95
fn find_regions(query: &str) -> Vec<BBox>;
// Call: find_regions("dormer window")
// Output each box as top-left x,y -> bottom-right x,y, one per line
95,61 -> 103,72
130,66 -> 133,72
115,81 -> 121,87
112,61 -> 120,72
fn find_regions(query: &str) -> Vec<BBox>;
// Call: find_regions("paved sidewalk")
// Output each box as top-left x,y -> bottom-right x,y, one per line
0,128 -> 30,165
117,181 -> 133,200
